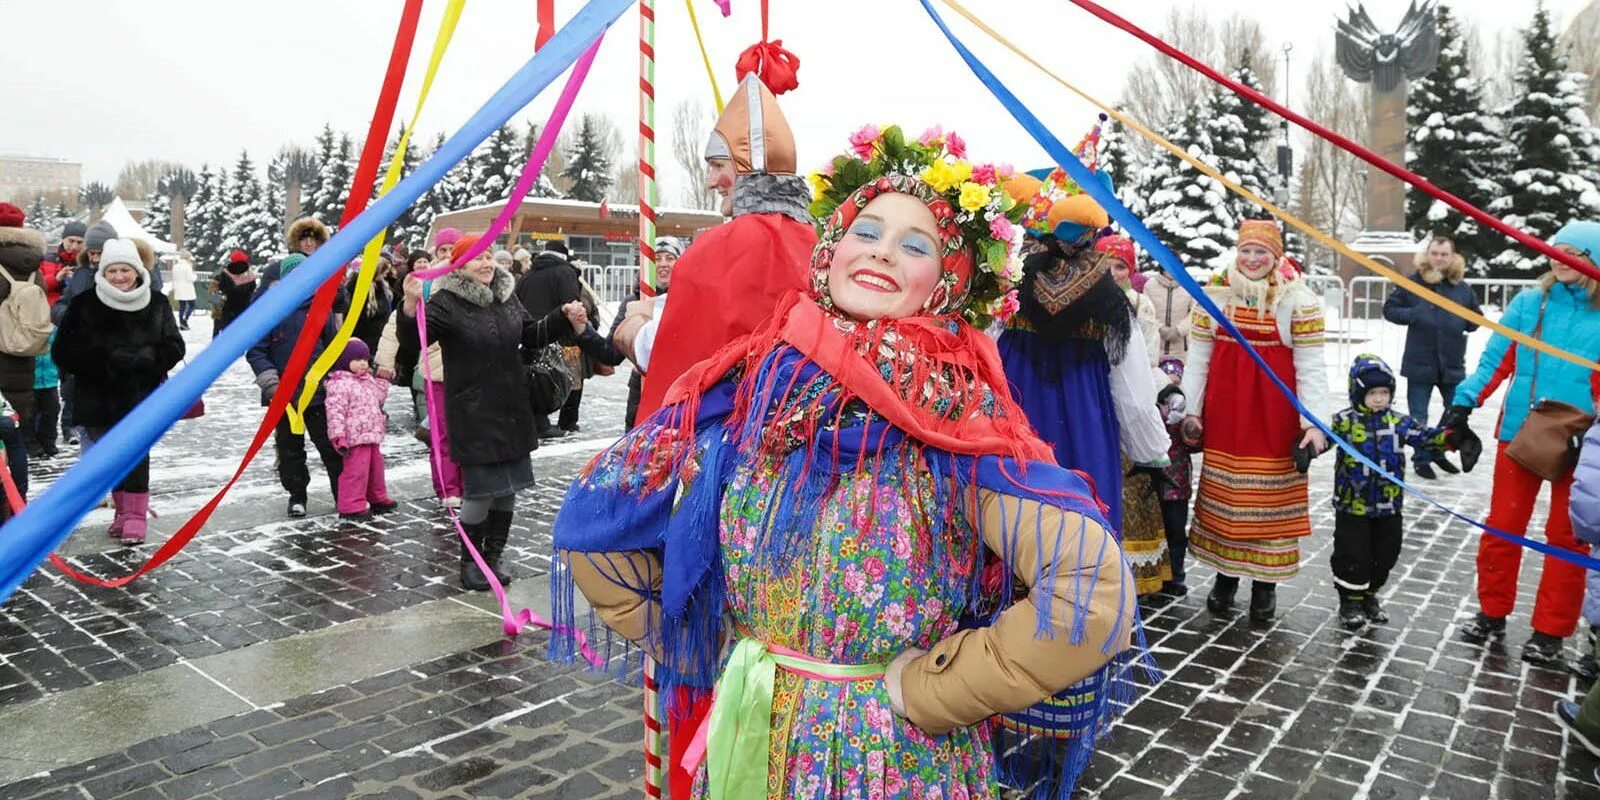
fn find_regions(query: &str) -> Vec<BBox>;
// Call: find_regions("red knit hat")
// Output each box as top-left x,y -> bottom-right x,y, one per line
450,232 -> 483,265
228,249 -> 249,264
1093,234 -> 1136,269
0,203 -> 24,228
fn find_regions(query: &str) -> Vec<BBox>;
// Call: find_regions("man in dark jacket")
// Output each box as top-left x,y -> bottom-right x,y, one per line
1382,235 -> 1482,479
247,252 -> 343,518
513,241 -> 581,439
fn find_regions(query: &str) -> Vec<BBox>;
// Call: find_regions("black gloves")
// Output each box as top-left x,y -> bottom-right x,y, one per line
1440,405 -> 1482,472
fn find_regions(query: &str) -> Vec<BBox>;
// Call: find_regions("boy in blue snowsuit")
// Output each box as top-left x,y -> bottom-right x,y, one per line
1328,354 -> 1450,629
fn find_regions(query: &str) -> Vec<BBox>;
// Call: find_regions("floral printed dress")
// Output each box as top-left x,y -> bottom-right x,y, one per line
714,443 -> 994,799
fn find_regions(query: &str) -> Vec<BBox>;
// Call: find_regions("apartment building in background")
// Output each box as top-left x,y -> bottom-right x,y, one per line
0,155 -> 82,205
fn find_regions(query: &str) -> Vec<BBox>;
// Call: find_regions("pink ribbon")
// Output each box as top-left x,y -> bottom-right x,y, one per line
411,34 -> 606,666
412,36 -> 604,281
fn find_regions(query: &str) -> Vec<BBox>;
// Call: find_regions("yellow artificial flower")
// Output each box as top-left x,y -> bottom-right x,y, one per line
807,172 -> 829,202
951,160 -> 973,183
958,182 -> 990,213
920,160 -> 964,194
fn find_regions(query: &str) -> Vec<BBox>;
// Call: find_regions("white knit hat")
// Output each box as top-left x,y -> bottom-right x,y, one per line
100,238 -> 142,270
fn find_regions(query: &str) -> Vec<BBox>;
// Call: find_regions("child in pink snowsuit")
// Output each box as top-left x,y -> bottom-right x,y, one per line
325,340 -> 397,519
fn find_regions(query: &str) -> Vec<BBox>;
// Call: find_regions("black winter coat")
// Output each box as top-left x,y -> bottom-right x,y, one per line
399,267 -> 575,466
1382,278 -> 1481,385
52,288 -> 184,428
213,266 -> 257,326
514,253 -> 581,327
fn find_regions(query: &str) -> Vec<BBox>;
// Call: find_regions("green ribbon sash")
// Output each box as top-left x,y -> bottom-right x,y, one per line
700,637 -> 887,799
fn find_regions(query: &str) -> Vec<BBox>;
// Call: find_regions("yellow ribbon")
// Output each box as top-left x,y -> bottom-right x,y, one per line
937,0 -> 1600,374
703,638 -> 885,799
287,0 -> 467,432
685,0 -> 725,114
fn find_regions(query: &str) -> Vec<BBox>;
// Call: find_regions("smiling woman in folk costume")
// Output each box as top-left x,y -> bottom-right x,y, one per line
1182,219 -> 1331,622
995,151 -> 1172,595
550,125 -> 1147,799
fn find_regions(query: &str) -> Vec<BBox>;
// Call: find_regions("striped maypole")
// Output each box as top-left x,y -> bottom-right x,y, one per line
638,3 -> 666,797
638,0 -> 660,300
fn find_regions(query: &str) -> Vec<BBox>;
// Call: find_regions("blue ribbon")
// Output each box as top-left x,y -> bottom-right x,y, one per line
0,0 -> 635,605
919,0 -> 1600,574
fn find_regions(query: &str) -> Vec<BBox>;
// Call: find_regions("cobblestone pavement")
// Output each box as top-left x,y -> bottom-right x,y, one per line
0,327 -> 1597,798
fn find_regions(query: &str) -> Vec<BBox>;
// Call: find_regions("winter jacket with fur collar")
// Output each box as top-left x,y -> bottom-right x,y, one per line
398,266 -> 576,466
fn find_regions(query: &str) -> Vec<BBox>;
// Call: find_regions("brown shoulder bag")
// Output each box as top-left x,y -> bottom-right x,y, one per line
1505,293 -> 1594,481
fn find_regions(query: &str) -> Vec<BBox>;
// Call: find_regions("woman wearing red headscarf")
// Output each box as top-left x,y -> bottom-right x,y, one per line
551,126 -> 1145,799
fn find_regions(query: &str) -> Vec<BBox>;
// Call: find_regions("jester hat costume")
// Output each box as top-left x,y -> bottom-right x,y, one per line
551,125 -> 1152,799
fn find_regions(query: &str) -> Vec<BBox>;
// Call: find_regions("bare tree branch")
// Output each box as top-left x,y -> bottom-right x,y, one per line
671,100 -> 717,210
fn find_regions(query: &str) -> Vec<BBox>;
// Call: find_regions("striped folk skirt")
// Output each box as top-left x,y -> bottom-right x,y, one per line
1189,332 -> 1311,582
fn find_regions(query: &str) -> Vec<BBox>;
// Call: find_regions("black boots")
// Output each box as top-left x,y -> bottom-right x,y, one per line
482,509 -> 514,586
1361,587 -> 1389,624
459,518 -> 492,591
1207,575 -> 1240,614
1460,612 -> 1507,644
1249,581 -> 1277,623
1338,588 -> 1368,630
459,510 -> 516,591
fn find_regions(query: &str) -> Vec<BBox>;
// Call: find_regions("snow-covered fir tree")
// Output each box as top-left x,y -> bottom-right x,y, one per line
51,202 -> 72,228
466,123 -> 525,206
522,123 -> 561,198
309,131 -> 356,227
144,180 -> 172,244
220,151 -> 280,260
1488,4 -> 1600,275
23,197 -> 49,231
265,154 -> 288,229
1205,56 -> 1281,236
375,126 -> 429,247
1097,113 -> 1144,216
562,114 -> 615,203
1406,3 -> 1504,270
185,165 -> 228,266
303,124 -> 337,222
1138,97 -> 1233,270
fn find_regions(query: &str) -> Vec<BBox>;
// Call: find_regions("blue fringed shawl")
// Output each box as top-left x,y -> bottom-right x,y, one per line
549,346 -> 1157,798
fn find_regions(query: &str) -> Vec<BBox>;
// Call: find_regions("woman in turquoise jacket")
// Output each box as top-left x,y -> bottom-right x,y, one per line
1445,220 -> 1600,665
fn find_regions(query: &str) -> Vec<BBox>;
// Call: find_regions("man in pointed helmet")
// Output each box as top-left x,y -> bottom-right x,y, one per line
613,73 -> 818,422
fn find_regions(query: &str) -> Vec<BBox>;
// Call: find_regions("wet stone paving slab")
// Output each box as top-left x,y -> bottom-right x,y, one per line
1,328 -> 1597,799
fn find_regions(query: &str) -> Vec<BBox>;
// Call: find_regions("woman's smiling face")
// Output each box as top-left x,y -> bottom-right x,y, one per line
825,193 -> 945,321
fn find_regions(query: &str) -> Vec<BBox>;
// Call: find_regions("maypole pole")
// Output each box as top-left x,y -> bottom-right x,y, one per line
636,1 -> 667,796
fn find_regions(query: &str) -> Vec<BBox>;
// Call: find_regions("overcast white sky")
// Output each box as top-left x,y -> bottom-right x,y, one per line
0,0 -> 1590,201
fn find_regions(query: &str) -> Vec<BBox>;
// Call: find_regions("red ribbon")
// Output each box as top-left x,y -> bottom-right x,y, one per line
537,0 -> 556,51
1066,0 -> 1600,282
50,0 -> 427,588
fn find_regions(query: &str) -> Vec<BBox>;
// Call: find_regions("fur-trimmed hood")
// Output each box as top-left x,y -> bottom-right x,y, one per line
0,226 -> 44,279
436,266 -> 516,307
0,226 -> 44,253
286,217 -> 330,252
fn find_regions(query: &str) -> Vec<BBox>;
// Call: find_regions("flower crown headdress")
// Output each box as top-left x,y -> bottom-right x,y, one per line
806,124 -> 1028,328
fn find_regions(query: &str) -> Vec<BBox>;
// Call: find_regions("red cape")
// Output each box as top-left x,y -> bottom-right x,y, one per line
635,213 -> 817,420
